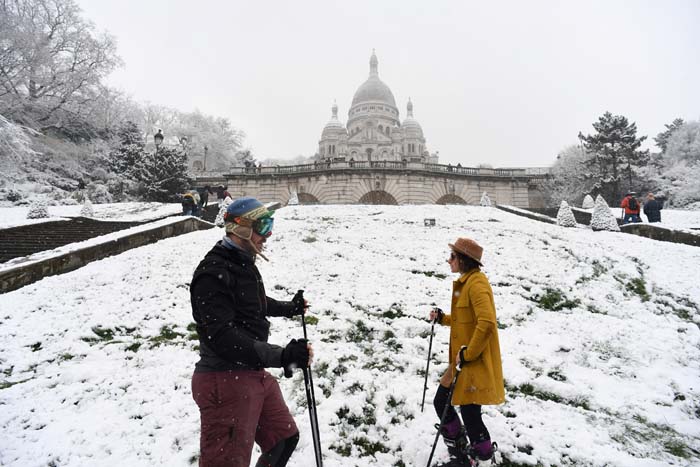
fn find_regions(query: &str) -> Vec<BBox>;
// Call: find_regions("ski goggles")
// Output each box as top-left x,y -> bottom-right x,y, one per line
253,213 -> 274,237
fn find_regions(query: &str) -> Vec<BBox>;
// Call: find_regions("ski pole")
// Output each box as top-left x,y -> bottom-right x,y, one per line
293,290 -> 323,467
421,311 -> 438,412
426,346 -> 465,467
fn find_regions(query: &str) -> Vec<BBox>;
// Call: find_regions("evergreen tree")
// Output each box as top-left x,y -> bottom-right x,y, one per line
133,146 -> 192,202
578,112 -> 648,204
654,118 -> 684,153
109,121 -> 146,174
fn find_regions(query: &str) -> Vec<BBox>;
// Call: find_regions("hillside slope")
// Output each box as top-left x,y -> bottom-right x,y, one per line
1,205 -> 699,466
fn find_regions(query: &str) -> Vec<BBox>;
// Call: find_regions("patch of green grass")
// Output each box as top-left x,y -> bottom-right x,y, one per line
354,436 -> 390,457
149,325 -> 185,347
626,277 -> 650,302
535,288 -> 581,311
0,378 -> 31,390
329,442 -> 352,457
381,303 -> 405,319
346,382 -> 364,394
508,382 -> 589,409
302,236 -> 317,243
411,270 -> 447,279
59,353 -> 74,361
346,320 -> 373,343
29,342 -> 42,352
125,342 -> 141,352
305,315 -> 319,325
664,439 -> 691,459
547,369 -> 567,382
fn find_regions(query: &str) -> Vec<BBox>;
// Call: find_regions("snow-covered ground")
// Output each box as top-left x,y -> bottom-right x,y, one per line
1,204 -> 699,467
0,202 -> 182,229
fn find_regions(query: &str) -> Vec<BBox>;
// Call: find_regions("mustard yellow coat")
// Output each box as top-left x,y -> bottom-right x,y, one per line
440,269 -> 505,406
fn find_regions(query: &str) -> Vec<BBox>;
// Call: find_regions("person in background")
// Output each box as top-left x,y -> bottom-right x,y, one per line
197,185 -> 211,211
190,197 -> 312,467
216,185 -> 231,207
620,192 -> 641,224
644,192 -> 663,223
181,191 -> 196,216
429,237 -> 504,463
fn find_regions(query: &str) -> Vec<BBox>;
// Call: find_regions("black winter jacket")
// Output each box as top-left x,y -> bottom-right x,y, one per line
190,242 -> 297,372
644,199 -> 662,223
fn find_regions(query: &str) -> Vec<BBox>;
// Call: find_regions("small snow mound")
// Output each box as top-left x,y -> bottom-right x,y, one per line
581,194 -> 595,209
80,200 -> 95,217
590,194 -> 620,231
556,200 -> 577,227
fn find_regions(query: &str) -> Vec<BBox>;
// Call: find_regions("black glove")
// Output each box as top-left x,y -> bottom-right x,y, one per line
292,290 -> 306,316
457,345 -> 468,368
432,307 -> 444,324
281,338 -> 309,373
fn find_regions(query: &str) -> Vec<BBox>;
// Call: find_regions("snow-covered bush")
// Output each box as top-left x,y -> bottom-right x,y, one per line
80,200 -> 95,217
27,200 -> 50,219
480,191 -> 492,207
88,184 -> 113,204
590,195 -> 620,232
6,189 -> 22,202
581,194 -> 594,209
556,200 -> 577,227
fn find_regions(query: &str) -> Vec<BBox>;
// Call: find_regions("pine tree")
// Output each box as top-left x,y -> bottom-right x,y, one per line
480,191 -> 492,207
556,200 -> 577,227
109,121 -> 146,175
581,194 -> 595,209
578,112 -> 649,204
133,146 -> 192,202
654,118 -> 685,153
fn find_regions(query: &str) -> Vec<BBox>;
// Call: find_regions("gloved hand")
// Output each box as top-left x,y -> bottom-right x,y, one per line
281,338 -> 309,372
457,345 -> 468,369
292,290 -> 308,316
429,307 -> 444,323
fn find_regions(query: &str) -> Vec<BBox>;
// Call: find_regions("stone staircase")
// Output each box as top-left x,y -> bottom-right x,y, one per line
0,217 -> 148,264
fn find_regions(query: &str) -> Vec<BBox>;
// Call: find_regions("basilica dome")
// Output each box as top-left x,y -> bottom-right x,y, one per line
350,51 -> 397,108
402,99 -> 424,137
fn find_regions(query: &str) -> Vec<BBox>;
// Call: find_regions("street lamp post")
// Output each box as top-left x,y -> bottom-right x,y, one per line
203,145 -> 208,172
154,129 -> 164,157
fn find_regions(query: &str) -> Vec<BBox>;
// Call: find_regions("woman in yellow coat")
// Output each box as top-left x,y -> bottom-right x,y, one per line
429,237 -> 505,462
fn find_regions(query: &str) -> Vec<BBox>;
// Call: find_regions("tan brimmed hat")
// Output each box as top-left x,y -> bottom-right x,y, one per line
449,237 -> 483,266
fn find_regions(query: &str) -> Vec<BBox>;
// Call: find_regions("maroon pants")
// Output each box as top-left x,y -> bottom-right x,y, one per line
192,370 -> 298,467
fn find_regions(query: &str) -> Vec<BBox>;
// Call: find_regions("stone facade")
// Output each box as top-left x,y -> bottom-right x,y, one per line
318,51 -> 438,164
197,163 -> 545,208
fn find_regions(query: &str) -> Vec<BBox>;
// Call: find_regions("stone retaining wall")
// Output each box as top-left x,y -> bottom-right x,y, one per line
0,217 -> 214,294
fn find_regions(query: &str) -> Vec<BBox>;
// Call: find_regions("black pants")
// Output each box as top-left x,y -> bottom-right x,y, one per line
434,384 -> 490,443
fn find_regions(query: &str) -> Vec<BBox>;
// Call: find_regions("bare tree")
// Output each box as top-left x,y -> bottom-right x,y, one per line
0,0 -> 121,134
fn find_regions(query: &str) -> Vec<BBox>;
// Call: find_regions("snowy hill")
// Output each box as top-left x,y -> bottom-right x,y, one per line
1,205 -> 699,467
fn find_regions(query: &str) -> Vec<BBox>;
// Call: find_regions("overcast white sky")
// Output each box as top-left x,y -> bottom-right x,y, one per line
77,0 -> 699,168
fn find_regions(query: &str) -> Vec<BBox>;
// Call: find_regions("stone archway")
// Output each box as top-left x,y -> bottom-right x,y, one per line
358,190 -> 398,205
298,193 -> 320,204
436,194 -> 467,205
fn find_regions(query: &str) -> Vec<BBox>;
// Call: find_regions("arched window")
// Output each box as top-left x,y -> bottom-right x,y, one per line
378,125 -> 383,133
385,127 -> 390,136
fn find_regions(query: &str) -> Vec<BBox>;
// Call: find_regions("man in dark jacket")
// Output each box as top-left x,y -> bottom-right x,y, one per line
190,196 -> 311,467
643,192 -> 663,223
